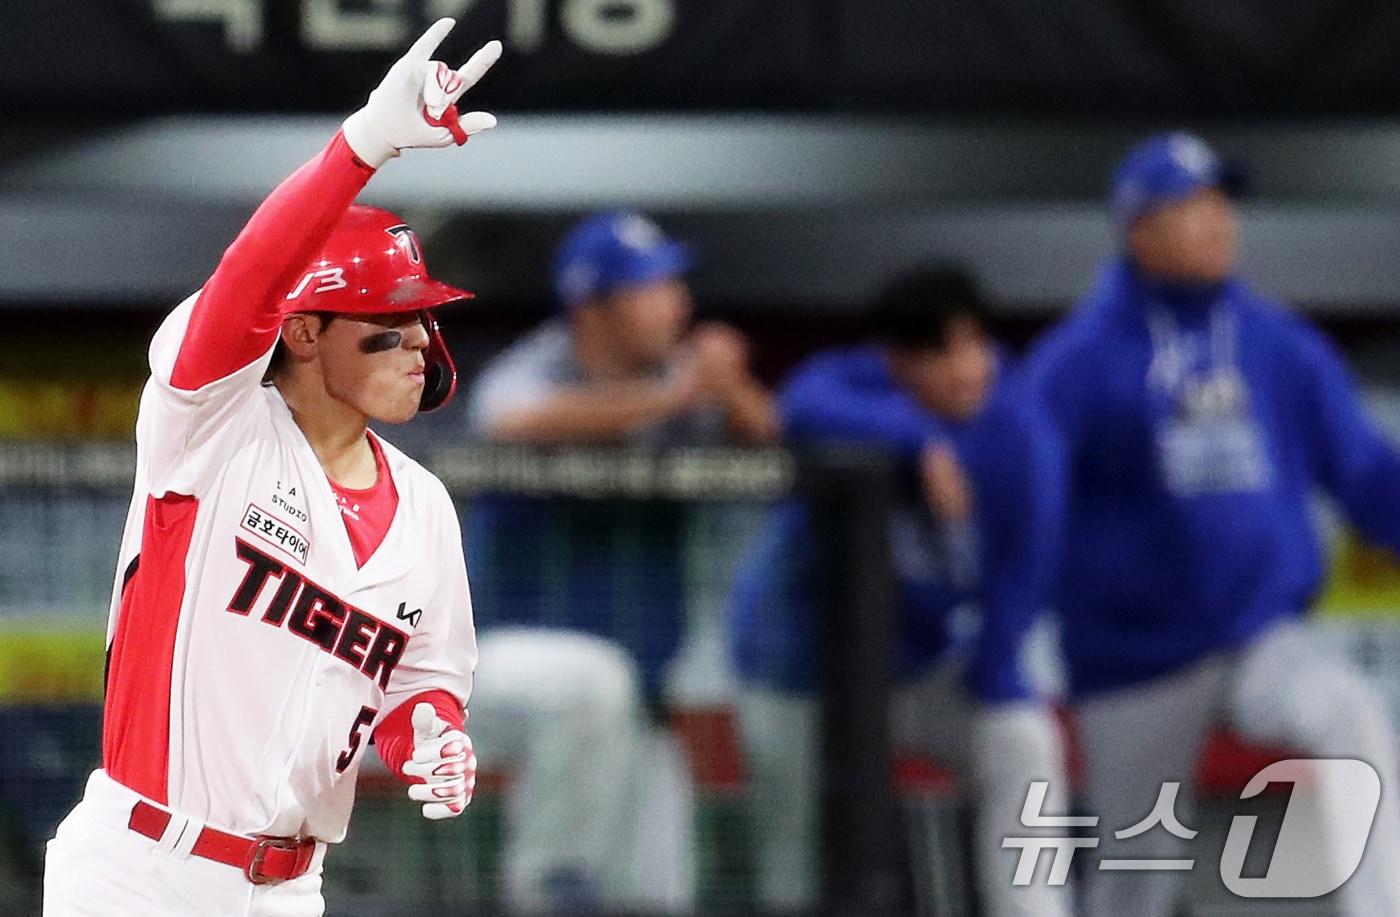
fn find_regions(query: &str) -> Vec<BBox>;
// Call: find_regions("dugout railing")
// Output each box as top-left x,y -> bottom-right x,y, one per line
0,440 -> 912,917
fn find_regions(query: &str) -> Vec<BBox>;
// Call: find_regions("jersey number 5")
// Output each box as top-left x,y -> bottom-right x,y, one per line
336,705 -> 378,774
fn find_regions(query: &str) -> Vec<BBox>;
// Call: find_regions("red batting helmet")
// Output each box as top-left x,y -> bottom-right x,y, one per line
283,205 -> 468,412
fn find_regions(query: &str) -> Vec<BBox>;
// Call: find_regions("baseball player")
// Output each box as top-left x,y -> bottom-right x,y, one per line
43,20 -> 498,917
461,211 -> 777,911
1028,132 -> 1400,917
728,267 -> 1071,917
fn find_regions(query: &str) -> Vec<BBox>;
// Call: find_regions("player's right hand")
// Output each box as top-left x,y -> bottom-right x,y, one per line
342,18 -> 501,169
403,702 -> 476,820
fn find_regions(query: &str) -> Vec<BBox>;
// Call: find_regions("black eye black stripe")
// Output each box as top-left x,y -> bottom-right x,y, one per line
359,330 -> 403,354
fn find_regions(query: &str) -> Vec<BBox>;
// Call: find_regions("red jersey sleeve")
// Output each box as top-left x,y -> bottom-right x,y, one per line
169,131 -> 374,391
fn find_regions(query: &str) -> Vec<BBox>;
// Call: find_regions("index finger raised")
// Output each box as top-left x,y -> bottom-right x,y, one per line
406,18 -> 456,62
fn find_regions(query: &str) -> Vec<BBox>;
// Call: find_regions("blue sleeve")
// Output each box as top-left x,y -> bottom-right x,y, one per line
1291,320 -> 1400,554
779,354 -> 939,454
964,398 -> 1067,703
728,502 -> 821,693
1024,321 -> 1092,463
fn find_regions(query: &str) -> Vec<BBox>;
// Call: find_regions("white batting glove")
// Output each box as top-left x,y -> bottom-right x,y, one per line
403,702 -> 476,820
342,18 -> 501,169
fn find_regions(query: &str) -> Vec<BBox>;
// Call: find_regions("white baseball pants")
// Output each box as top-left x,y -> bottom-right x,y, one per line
736,661 -> 1073,917
43,770 -> 325,917
469,627 -> 696,913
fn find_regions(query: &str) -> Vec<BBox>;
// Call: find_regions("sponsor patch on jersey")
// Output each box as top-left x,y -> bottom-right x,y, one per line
242,503 -> 310,565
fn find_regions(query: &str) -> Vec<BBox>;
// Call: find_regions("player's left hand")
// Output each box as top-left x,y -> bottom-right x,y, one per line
342,18 -> 502,169
403,702 -> 476,820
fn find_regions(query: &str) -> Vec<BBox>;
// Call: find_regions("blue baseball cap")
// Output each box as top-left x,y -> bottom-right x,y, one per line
552,211 -> 693,309
1110,132 -> 1247,230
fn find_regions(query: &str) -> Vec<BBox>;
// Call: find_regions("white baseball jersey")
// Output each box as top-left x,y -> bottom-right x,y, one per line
101,292 -> 476,844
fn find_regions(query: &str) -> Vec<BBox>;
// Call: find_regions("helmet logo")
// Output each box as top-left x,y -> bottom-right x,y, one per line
286,267 -> 348,300
386,224 -> 423,265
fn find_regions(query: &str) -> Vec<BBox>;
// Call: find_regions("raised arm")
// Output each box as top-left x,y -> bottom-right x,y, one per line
169,18 -> 501,392
169,136 -> 373,390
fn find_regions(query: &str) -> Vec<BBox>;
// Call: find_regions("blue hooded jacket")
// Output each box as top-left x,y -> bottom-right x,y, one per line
728,346 -> 1065,702
1028,259 -> 1400,695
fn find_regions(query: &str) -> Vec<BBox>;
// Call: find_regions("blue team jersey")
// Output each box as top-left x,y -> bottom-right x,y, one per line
729,346 -> 1065,703
1028,259 -> 1400,695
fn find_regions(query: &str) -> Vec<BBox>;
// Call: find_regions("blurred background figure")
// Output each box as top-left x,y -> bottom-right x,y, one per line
471,211 -> 776,447
1029,132 -> 1400,917
728,266 -> 1071,916
461,211 -> 776,912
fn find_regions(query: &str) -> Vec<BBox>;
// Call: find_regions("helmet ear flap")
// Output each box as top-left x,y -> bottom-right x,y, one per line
418,311 -> 457,413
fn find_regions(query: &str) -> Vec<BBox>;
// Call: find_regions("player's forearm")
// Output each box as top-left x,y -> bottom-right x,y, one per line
782,389 -> 935,454
486,382 -> 693,445
170,132 -> 374,390
373,689 -> 465,783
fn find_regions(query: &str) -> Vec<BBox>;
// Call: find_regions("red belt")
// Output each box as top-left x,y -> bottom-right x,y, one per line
127,801 -> 317,885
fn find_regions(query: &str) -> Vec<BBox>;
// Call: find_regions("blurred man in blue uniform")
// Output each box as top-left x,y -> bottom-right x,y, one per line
1029,132 -> 1400,917
729,267 -> 1071,917
464,211 -> 775,912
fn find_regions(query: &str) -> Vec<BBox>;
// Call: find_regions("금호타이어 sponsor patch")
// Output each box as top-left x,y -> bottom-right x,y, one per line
241,503 -> 310,565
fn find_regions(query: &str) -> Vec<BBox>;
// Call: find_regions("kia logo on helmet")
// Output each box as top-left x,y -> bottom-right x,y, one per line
386,225 -> 423,266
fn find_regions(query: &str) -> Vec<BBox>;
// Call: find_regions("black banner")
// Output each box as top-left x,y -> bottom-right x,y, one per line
833,0 -> 1400,117
6,0 -> 1400,116
4,0 -> 822,114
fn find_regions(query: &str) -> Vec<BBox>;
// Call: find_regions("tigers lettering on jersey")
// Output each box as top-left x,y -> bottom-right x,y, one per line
227,539 -> 409,687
